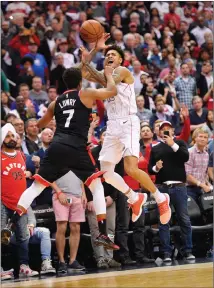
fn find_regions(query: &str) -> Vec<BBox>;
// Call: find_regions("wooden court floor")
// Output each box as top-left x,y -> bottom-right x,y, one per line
2,262 -> 213,288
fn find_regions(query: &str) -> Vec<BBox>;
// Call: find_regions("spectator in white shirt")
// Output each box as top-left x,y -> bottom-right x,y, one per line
190,16 -> 212,47
55,39 -> 75,69
112,29 -> 125,50
132,60 -> 144,96
150,2 -> 169,20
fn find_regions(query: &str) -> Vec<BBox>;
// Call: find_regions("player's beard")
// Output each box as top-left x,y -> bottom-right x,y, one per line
3,140 -> 17,149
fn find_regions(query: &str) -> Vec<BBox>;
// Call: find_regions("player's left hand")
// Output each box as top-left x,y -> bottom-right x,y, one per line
163,135 -> 175,147
95,33 -> 111,50
79,46 -> 90,64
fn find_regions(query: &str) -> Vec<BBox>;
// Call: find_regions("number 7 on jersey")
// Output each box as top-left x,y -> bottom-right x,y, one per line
63,109 -> 74,127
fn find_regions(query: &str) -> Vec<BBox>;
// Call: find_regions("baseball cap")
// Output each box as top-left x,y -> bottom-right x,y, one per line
159,121 -> 172,130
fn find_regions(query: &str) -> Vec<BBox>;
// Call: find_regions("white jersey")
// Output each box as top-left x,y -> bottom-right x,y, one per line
104,81 -> 137,120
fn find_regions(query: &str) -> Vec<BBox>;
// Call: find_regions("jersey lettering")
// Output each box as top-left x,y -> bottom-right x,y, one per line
63,109 -> 74,127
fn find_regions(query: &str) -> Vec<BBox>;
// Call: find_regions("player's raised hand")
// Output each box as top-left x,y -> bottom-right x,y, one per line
79,46 -> 90,64
104,66 -> 114,77
95,33 -> 111,50
180,104 -> 189,118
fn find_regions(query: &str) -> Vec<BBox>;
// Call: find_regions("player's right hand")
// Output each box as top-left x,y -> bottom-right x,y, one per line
156,160 -> 163,172
95,33 -> 111,50
58,192 -> 69,206
104,66 -> 114,77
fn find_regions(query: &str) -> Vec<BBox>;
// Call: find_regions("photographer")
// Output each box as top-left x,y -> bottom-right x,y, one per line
149,121 -> 195,262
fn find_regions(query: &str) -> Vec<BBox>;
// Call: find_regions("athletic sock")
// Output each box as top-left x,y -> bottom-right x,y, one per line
126,189 -> 139,204
153,189 -> 166,204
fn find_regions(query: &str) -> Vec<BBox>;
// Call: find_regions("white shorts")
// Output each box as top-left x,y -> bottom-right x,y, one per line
99,115 -> 140,164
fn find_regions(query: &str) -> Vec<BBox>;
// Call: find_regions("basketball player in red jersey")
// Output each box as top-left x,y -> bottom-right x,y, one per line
79,34 -> 171,225
1,123 -> 39,276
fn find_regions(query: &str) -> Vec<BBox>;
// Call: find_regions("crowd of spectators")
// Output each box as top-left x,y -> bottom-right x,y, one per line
1,1 -> 213,280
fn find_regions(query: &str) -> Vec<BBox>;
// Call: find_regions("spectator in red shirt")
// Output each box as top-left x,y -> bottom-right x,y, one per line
164,2 -> 180,30
1,123 -> 38,277
9,28 -> 40,58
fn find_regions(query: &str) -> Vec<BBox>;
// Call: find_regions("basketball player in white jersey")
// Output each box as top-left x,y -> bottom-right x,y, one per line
80,34 -> 171,225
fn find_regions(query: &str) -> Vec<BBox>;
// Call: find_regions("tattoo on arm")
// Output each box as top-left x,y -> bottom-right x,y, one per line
84,63 -> 107,86
84,63 -> 122,86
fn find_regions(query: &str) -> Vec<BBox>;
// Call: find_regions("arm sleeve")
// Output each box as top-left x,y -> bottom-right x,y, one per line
176,117 -> 190,143
174,140 -> 189,162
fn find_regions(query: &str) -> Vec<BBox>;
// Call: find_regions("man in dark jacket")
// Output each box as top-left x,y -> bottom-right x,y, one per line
149,121 -> 195,263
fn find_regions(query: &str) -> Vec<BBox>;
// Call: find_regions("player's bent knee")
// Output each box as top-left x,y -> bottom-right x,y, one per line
102,170 -> 114,184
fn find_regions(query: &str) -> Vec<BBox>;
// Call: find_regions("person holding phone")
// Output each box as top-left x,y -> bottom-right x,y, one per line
149,121 -> 195,263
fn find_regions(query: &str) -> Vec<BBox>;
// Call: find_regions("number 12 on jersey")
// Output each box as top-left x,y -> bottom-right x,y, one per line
63,109 -> 74,127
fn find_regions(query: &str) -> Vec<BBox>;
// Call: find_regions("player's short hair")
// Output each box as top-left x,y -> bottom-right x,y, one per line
62,68 -> 82,89
104,45 -> 125,65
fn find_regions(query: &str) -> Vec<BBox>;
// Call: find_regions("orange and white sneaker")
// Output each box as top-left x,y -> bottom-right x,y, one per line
158,193 -> 171,224
129,193 -> 148,222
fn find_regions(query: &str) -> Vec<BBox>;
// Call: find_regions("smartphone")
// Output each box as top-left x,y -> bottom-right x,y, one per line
164,131 -> 170,136
67,198 -> 72,204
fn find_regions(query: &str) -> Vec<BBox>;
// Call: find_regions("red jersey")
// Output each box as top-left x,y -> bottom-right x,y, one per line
1,151 -> 26,211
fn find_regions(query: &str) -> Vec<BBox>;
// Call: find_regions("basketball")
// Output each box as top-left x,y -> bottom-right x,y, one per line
80,20 -> 104,43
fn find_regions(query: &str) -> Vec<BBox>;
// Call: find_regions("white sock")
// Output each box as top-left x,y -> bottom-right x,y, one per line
152,189 -> 165,204
18,181 -> 46,209
89,178 -> 106,215
126,189 -> 139,204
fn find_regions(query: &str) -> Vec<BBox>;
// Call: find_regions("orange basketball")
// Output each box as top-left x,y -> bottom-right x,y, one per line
80,20 -> 104,43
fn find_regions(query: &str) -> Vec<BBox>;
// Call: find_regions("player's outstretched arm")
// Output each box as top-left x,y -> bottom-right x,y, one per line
81,66 -> 117,102
37,101 -> 55,129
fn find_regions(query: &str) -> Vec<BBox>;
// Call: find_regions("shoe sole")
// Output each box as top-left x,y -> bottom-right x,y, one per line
132,193 -> 148,222
163,259 -> 172,263
67,268 -> 85,271
57,270 -> 67,274
94,240 -> 120,251
40,270 -> 56,274
160,193 -> 171,225
1,275 -> 12,280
